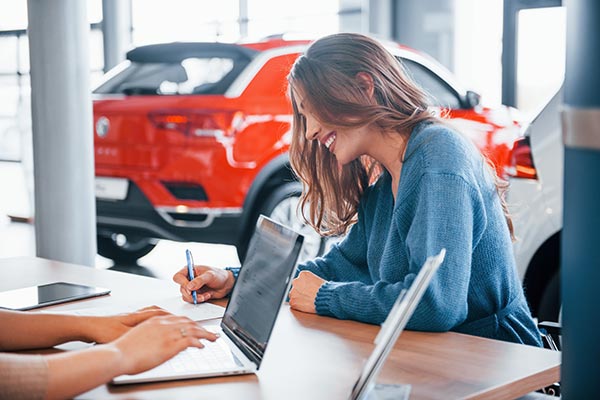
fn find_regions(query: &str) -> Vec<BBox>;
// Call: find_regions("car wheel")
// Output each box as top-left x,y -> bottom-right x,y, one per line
538,272 -> 561,323
97,233 -> 157,264
237,182 -> 330,264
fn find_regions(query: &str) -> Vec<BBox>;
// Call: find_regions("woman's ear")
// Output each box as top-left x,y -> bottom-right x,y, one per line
355,72 -> 375,100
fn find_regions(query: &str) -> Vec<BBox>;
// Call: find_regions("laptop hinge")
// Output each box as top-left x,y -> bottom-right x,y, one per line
222,323 -> 264,368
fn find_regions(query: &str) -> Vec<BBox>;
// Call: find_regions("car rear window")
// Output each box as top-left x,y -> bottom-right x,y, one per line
401,58 -> 462,109
94,57 -> 239,95
94,42 -> 257,96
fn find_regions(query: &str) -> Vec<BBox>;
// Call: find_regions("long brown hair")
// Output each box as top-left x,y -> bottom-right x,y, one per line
288,33 -> 514,239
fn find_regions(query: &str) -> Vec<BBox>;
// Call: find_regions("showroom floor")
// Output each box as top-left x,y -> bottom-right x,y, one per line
0,161 -> 240,281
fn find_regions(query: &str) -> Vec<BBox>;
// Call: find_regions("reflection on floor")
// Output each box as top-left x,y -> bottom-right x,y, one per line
0,161 -> 240,282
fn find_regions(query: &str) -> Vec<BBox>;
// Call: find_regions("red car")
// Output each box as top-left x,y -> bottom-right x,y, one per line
92,36 -> 522,263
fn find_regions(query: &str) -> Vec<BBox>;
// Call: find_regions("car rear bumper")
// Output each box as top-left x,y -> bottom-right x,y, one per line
96,182 -> 243,244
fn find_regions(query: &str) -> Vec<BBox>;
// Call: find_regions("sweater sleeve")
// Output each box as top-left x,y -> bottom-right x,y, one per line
296,206 -> 371,284
0,353 -> 48,400
314,172 -> 486,329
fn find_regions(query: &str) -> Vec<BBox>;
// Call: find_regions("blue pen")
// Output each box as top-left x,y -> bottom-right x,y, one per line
186,249 -> 197,304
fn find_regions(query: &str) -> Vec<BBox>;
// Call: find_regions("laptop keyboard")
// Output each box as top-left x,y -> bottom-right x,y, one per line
165,338 -> 241,373
114,334 -> 246,382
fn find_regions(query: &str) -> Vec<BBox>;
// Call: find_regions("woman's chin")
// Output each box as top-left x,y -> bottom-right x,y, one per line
335,154 -> 352,166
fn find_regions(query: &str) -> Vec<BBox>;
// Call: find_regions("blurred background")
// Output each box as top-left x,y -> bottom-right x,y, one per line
0,0 -> 565,282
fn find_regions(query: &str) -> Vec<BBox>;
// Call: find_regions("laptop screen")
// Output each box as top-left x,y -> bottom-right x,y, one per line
350,249 -> 446,400
222,215 -> 304,363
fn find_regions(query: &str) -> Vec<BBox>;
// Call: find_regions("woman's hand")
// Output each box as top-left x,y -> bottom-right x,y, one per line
85,306 -> 170,344
173,265 -> 235,303
289,271 -> 326,314
109,315 -> 219,376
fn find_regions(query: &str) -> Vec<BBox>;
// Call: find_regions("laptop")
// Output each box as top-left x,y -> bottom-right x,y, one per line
350,249 -> 446,400
112,215 -> 304,384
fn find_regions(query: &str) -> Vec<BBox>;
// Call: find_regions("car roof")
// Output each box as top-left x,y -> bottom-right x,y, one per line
120,37 -> 466,101
126,42 -> 258,63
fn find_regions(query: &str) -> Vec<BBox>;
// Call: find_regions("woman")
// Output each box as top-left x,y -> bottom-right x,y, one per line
0,307 -> 218,400
174,33 -> 542,346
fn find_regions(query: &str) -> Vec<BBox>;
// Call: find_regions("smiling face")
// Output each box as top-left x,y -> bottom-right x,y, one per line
286,33 -> 436,237
294,88 -> 375,166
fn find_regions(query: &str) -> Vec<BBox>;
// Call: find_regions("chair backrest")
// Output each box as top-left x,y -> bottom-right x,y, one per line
538,320 -> 561,351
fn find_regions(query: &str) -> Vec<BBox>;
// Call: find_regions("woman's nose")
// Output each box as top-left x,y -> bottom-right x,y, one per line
305,119 -> 320,141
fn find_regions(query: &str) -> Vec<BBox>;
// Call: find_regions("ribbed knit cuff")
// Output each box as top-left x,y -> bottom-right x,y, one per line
224,266 -> 240,280
314,281 -> 338,317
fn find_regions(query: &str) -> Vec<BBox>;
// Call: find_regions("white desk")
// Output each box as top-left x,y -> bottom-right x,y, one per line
0,257 -> 561,399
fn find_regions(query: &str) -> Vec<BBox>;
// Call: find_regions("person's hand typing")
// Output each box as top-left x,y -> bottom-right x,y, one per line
289,271 -> 326,314
173,265 -> 235,303
108,315 -> 218,376
84,306 -> 170,344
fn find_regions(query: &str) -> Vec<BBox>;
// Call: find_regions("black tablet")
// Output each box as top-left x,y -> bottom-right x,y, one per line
0,282 -> 111,311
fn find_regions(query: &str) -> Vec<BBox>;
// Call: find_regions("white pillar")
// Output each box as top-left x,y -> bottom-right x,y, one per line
393,0 -> 456,72
27,0 -> 96,266
339,0 -> 368,33
239,0 -> 248,39
368,0 -> 392,39
102,0 -> 132,72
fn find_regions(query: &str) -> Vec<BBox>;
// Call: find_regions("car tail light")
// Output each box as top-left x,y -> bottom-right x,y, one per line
506,136 -> 538,179
149,110 -> 244,138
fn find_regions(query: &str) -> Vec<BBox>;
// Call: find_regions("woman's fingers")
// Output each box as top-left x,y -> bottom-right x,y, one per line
166,319 -> 219,351
129,306 -> 169,321
179,286 -> 194,303
174,266 -> 223,304
161,316 -> 218,339
178,325 -> 218,344
136,305 -> 165,312
172,266 -> 191,286
187,271 -> 214,291
197,292 -> 212,302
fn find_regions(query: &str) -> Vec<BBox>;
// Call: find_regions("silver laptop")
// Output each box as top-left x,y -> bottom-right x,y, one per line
350,249 -> 446,400
112,215 -> 304,384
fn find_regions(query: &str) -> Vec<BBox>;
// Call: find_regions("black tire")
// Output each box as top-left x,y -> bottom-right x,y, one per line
538,272 -> 561,323
236,182 -> 327,263
97,234 -> 157,264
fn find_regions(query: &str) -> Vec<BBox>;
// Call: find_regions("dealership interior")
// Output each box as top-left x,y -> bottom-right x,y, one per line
0,0 -> 598,398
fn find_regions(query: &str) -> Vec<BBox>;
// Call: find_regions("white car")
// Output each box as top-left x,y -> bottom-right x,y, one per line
507,87 -> 563,322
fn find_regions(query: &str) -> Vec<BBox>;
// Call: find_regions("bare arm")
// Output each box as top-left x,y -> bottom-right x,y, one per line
44,344 -> 122,400
44,315 -> 218,400
0,306 -> 168,351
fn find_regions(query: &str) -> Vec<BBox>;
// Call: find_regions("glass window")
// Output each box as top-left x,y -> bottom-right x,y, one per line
517,7 -> 566,119
0,37 -> 19,73
0,2 -> 28,30
402,58 -> 462,109
131,0 -> 240,44
246,0 -> 338,40
94,57 -> 236,95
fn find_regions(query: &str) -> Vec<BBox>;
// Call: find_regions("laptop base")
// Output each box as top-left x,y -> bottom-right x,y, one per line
112,367 -> 255,385
362,383 -> 411,400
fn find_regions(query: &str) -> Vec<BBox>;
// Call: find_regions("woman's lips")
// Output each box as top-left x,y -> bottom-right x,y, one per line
322,132 -> 336,150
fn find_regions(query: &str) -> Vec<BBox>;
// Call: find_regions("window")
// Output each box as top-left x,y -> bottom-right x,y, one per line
246,0 -> 339,40
516,7 -> 565,118
401,59 -> 462,109
94,57 -> 236,95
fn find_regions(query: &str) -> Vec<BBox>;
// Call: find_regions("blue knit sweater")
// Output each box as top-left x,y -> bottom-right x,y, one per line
297,123 -> 542,346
